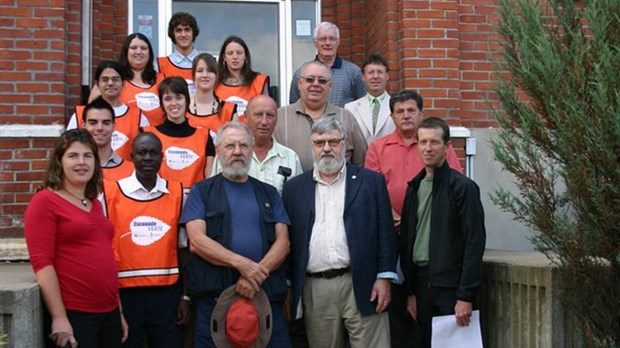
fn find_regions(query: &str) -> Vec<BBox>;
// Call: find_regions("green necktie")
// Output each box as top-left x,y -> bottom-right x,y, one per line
372,98 -> 380,134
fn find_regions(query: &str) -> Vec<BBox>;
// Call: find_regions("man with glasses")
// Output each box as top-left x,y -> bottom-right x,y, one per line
288,21 -> 366,107
283,117 -> 396,348
67,60 -> 149,160
275,60 -> 367,171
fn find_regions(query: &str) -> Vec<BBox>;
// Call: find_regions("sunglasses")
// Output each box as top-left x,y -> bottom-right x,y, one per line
301,76 -> 331,85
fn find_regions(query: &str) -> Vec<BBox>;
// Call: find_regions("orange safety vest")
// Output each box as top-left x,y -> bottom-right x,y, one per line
143,126 -> 208,190
75,105 -> 141,161
103,179 -> 183,288
120,74 -> 166,126
186,102 -> 237,133
102,159 -> 134,182
215,74 -> 269,115
157,57 -> 195,96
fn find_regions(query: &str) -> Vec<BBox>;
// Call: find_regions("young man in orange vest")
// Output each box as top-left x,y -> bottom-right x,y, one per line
67,60 -> 149,160
157,12 -> 200,95
103,132 -> 189,348
82,96 -> 134,181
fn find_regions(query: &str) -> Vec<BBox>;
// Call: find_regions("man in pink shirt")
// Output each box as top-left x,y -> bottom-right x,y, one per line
364,89 -> 462,348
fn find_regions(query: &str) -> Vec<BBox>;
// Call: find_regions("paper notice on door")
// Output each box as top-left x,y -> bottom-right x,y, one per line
296,20 -> 311,36
431,310 -> 483,347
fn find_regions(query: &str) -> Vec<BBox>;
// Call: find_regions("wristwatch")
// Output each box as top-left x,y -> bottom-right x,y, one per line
181,295 -> 192,303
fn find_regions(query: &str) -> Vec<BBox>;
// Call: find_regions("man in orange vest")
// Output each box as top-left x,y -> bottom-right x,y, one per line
157,12 -> 200,95
103,132 -> 189,348
67,60 -> 149,160
82,96 -> 134,181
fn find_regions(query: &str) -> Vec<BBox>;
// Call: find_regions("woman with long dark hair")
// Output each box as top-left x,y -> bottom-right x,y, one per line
187,53 -> 237,132
118,33 -> 166,125
25,129 -> 127,347
215,36 -> 270,117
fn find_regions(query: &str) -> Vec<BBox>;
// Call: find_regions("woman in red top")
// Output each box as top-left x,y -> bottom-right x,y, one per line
187,53 -> 237,133
24,129 -> 127,348
215,36 -> 270,117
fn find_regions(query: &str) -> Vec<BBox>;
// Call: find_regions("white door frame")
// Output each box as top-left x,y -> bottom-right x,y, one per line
147,0 -> 320,106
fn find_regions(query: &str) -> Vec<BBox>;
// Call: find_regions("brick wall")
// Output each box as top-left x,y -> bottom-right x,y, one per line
323,0 -> 500,127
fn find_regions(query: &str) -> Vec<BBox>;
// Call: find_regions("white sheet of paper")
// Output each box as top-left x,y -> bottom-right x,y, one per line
431,310 -> 483,347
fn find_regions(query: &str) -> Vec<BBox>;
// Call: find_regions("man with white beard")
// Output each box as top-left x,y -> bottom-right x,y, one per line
180,121 -> 292,347
282,117 -> 397,348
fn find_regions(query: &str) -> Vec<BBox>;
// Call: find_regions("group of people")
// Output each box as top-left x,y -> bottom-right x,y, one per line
24,12 -> 486,348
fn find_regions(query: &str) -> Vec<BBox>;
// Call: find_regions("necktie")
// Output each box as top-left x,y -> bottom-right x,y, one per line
372,98 -> 380,134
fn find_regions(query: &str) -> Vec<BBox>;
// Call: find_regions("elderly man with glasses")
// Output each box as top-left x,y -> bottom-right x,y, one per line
288,21 -> 366,107
283,117 -> 396,348
275,60 -> 367,171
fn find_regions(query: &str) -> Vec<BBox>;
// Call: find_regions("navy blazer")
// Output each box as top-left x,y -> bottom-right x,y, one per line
282,163 -> 396,317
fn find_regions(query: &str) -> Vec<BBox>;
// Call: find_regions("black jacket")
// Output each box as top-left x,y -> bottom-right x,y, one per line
400,160 -> 486,302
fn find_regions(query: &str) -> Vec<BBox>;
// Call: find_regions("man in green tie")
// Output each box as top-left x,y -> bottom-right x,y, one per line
345,54 -> 395,145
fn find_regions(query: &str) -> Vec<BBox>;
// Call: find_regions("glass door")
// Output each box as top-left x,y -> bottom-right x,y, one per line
129,0 -> 319,106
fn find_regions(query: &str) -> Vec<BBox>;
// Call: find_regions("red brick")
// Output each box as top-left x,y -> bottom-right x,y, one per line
31,159 -> 51,170
34,8 -> 64,17
15,171 -> 45,181
0,172 -> 14,181
14,149 -> 49,159
15,18 -> 48,28
34,29 -> 65,39
16,193 -> 35,203
17,0 -> 50,5
2,50 -> 32,59
1,204 -> 28,215
16,60 -> 48,70
16,83 -> 50,92
0,182 -> 30,192
2,6 -> 32,16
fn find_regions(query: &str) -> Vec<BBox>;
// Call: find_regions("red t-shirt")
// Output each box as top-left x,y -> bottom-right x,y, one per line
25,189 -> 119,313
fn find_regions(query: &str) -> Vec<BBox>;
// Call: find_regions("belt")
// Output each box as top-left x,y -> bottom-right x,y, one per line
306,267 -> 350,279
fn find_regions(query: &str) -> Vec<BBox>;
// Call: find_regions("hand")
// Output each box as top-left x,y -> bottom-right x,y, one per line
283,287 -> 292,321
392,209 -> 401,233
235,277 -> 258,299
120,312 -> 129,343
454,300 -> 473,326
176,298 -> 191,326
406,295 -> 417,320
49,316 -> 77,348
237,259 -> 269,291
370,279 -> 391,313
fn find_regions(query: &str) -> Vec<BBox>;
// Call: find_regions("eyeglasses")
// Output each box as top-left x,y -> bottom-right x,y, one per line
315,36 -> 338,43
312,138 -> 343,148
301,76 -> 331,85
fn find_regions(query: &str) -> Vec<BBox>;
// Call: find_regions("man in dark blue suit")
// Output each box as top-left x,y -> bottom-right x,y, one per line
282,117 -> 397,348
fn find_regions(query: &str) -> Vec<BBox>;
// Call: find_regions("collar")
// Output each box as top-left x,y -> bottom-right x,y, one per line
253,137 -> 287,162
315,55 -> 343,69
384,130 -> 418,147
170,48 -> 199,65
113,103 -> 128,117
121,172 -> 169,195
293,99 -> 339,119
102,151 -> 123,167
312,162 -> 346,185
367,91 -> 387,104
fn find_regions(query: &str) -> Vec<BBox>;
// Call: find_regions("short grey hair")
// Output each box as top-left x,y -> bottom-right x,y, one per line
313,21 -> 340,39
300,60 -> 332,80
215,121 -> 255,148
311,117 -> 347,140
